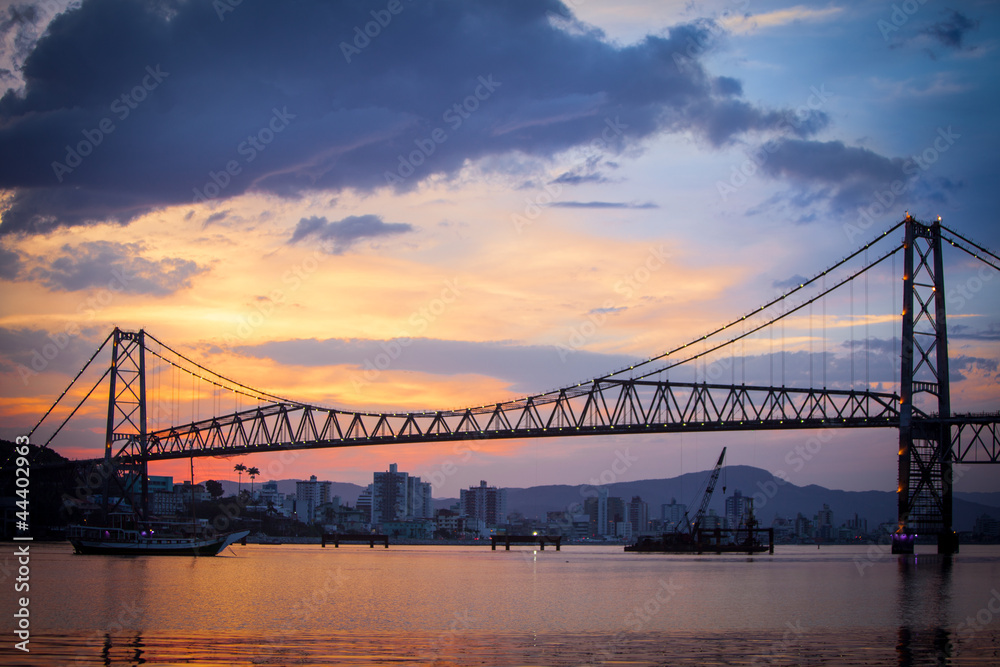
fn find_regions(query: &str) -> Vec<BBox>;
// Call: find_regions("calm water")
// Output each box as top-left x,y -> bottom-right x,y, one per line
3,542 -> 1000,665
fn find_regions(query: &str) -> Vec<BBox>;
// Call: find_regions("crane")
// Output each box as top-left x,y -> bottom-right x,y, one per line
685,447 -> 727,536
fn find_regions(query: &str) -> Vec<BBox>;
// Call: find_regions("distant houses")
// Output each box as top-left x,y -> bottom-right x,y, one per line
127,471 -> 997,545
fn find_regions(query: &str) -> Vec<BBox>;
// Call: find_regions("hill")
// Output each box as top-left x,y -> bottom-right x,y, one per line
435,465 -> 1000,531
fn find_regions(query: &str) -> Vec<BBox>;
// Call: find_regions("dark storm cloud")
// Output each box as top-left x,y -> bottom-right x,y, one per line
950,324 -> 1000,341
27,240 -> 205,295
921,9 -> 980,50
0,0 -> 829,235
288,214 -> 414,253
757,139 -> 909,215
0,325 -> 104,379
0,244 -> 21,279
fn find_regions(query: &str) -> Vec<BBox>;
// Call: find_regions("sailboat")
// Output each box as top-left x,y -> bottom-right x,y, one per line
68,515 -> 248,556
69,459 -> 248,556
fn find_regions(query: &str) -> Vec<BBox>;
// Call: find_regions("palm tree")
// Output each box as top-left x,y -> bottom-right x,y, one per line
234,463 -> 246,497
247,466 -> 260,502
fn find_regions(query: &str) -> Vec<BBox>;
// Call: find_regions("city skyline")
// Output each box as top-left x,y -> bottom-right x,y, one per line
2,1 -> 999,499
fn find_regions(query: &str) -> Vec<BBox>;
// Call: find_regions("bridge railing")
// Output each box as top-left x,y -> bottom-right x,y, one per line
98,379 -> 903,462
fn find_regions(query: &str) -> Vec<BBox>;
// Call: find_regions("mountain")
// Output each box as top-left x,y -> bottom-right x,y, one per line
195,467 -> 999,531
955,491 -> 1000,509
435,465 -> 1000,532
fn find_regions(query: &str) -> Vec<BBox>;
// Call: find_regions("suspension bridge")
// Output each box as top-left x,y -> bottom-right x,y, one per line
17,215 -> 1000,554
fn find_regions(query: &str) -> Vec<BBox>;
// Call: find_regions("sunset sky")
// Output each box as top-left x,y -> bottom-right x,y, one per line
1,0 -> 998,499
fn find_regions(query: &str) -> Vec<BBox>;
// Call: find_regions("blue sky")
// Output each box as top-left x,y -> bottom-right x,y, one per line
0,0 -> 997,497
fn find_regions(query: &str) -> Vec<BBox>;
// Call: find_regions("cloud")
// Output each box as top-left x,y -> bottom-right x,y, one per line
756,139 -> 909,215
951,354 -> 999,380
773,274 -> 809,290
720,5 -> 844,35
234,336 -> 642,394
0,244 -> 21,279
0,325 -> 103,377
950,324 -> 1000,341
921,9 -> 980,50
287,214 -> 413,253
550,171 -> 609,185
0,0 -> 829,235
27,240 -> 205,295
203,209 -> 230,227
548,201 -> 658,209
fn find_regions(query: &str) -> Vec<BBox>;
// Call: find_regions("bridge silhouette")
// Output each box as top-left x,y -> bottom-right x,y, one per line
19,215 -> 1000,554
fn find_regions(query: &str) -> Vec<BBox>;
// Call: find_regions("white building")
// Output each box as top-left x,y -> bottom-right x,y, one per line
296,475 -> 332,524
372,464 -> 433,524
459,480 -> 507,527
259,480 -> 283,506
661,498 -> 687,532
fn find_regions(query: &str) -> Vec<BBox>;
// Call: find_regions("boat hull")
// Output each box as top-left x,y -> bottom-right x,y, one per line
70,530 -> 249,556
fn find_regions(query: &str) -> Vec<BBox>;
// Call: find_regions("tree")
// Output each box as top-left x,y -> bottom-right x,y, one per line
247,466 -> 260,502
205,479 -> 224,500
234,463 -> 246,497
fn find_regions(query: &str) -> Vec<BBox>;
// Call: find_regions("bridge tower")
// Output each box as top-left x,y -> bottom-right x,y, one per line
893,215 -> 956,555
101,328 -> 150,521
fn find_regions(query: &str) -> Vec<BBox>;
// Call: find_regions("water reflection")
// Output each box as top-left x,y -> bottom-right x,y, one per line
101,632 -> 146,666
895,554 -> 954,666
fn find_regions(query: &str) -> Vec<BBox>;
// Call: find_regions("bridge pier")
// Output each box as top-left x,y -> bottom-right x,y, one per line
490,535 -> 561,551
321,533 -> 389,548
896,216 -> 956,555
